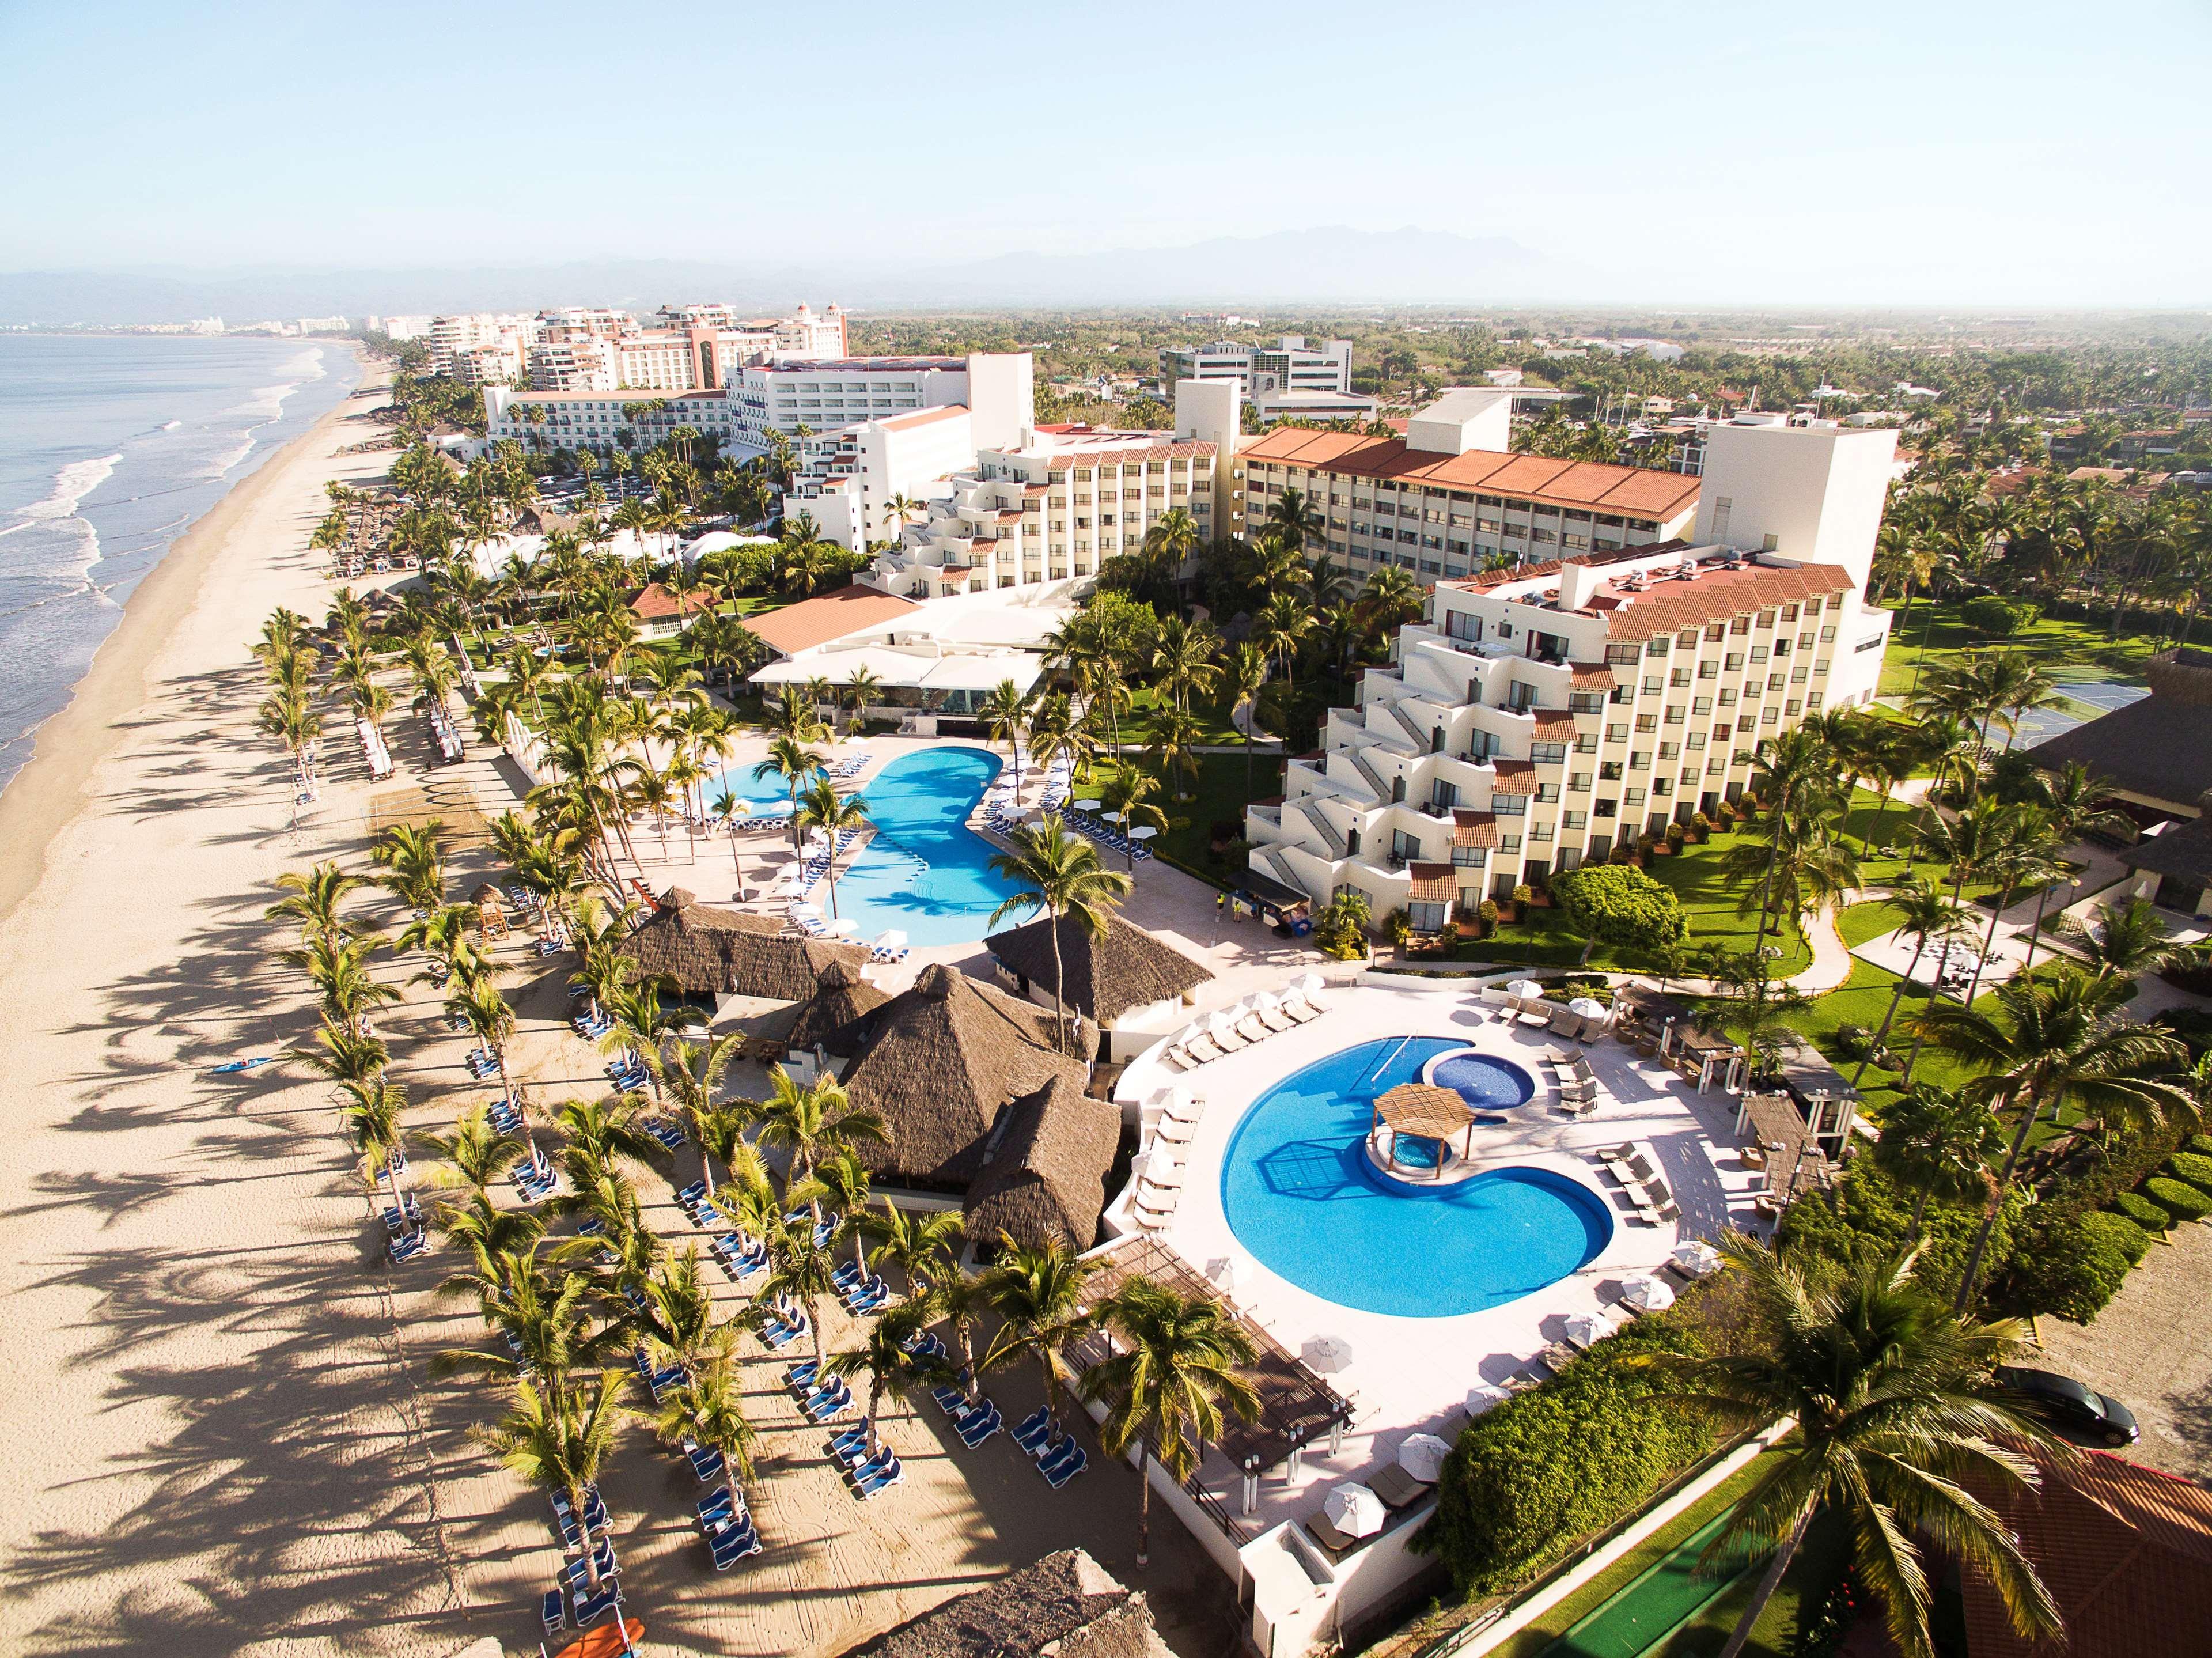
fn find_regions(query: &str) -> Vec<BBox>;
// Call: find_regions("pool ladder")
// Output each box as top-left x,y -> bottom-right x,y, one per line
1360,1036 -> 1416,1092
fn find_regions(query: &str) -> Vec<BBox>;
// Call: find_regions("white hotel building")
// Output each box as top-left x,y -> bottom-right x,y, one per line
1241,418 -> 1898,929
1162,335 -> 1353,398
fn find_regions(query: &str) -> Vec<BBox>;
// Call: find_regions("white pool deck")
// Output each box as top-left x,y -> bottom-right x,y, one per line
1108,981 -> 1770,1538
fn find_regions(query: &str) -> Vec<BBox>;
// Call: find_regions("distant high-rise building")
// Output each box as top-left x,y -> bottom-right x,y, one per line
1161,335 -> 1352,399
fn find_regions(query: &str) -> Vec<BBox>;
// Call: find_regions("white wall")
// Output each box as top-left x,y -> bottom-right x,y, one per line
1176,377 -> 1243,538
1694,422 -> 1896,590
1406,390 -> 1513,456
964,352 -> 1036,453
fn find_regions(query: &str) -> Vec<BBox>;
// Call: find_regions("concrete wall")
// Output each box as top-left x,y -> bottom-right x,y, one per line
1694,422 -> 1896,591
965,352 -> 1036,453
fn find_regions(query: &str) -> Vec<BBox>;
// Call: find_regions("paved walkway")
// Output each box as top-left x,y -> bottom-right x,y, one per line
2031,1220 -> 2212,1481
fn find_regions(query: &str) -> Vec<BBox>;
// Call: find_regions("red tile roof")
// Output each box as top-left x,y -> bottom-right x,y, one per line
1239,430 -> 1700,522
627,582 -> 690,621
1451,810 -> 1500,849
745,586 -> 920,657
1592,563 -> 1852,642
1569,663 -> 1616,690
1531,710 -> 1580,735
1407,862 -> 1457,902
1961,1449 -> 2212,1658
1488,760 -> 1540,795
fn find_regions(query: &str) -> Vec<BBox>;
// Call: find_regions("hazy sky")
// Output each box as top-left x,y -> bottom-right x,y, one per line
4,0 -> 2208,305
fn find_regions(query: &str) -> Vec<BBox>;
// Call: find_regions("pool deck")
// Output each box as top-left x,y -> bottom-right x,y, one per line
1108,982 -> 1768,1539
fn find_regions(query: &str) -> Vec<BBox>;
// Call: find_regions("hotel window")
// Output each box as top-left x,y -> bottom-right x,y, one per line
1569,691 -> 1605,714
1685,731 -> 1706,750
1605,643 -> 1640,667
1605,721 -> 1628,742
1659,741 -> 1680,760
1725,653 -> 1745,672
1563,810 -> 1588,830
1664,705 -> 1685,725
1571,771 -> 1593,792
1719,688 -> 1738,706
1575,733 -> 1599,755
1641,674 -> 1662,695
1532,741 -> 1567,764
1493,794 -> 1526,817
1536,782 -> 1560,803
1598,762 -> 1623,782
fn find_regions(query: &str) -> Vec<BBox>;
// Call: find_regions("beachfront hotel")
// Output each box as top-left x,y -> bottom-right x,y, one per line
1243,416 -> 1897,923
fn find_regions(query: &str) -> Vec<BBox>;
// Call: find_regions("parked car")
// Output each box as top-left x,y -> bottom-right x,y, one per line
1997,1365 -> 2141,1446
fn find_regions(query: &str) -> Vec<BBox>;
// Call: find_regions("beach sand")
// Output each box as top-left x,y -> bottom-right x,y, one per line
0,372 -> 1234,1656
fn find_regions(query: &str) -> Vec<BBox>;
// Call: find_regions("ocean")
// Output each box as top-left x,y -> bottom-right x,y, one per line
0,334 -> 363,794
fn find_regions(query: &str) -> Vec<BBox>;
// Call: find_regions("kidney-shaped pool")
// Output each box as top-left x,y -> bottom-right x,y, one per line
1218,1036 -> 1614,1318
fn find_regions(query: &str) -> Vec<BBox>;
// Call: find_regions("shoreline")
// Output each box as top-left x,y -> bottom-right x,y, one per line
0,346 -> 377,925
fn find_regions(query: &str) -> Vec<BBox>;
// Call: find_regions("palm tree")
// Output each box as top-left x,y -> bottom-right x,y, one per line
2057,896 -> 2199,985
661,1032 -> 745,1158
762,1213 -> 843,1369
1643,1237 -> 2065,1658
280,929 -> 397,1038
596,977 -> 703,1110
1227,643 -> 1268,797
825,1304 -> 950,1460
449,975 -> 520,1102
810,1150 -> 876,1275
373,820 -> 448,913
1264,487 -> 1325,554
2015,762 -> 2124,974
1150,616 -> 1221,715
986,817 -> 1132,1053
477,1371 -> 632,1591
862,1202 -> 963,1298
923,1264 -> 997,1405
652,1340 -> 757,1519
980,679 -> 1033,799
638,1245 -> 719,1373
1912,969 -> 2193,1309
1079,1278 -> 1260,1568
1871,1084 -> 2004,1239
1099,766 -> 1168,873
754,734 -> 825,853
1852,877 -> 1970,1089
421,1101 -> 524,1199
794,776 -> 871,921
338,1075 -> 410,1220
755,1067 -> 887,1206
983,1233 -> 1103,1450
1143,705 -> 1204,802
842,665 -> 883,733
266,861 -> 368,938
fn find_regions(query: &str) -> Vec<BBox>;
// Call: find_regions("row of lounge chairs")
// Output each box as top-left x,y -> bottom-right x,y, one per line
1061,807 -> 1153,861
540,1485 -> 625,1633
1162,983 -> 1324,1070
921,1328 -> 1092,1486
425,705 -> 465,766
1132,1092 -> 1206,1234
1596,1142 -> 1680,1225
354,717 -> 393,782
1541,1047 -> 1604,1119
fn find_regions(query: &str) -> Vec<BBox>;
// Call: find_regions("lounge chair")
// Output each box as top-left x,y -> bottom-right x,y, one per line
1366,1462 -> 1433,1510
855,1455 -> 905,1498
1234,1011 -> 1273,1045
1209,1024 -> 1251,1053
1547,1005 -> 1581,1036
1011,1406 -> 1055,1455
542,1589 -> 566,1637
1039,1441 -> 1088,1487
697,1487 -> 743,1529
573,1583 -> 620,1625
1184,1034 -> 1227,1065
1516,1004 -> 1554,1028
1279,992 -> 1321,1023
710,1523 -> 763,1566
1154,1114 -> 1199,1146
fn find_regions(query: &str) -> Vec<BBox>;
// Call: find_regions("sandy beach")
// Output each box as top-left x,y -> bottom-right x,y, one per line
0,369 -> 1231,1657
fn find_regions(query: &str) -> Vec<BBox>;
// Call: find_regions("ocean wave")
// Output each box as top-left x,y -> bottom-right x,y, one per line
0,453 -> 122,539
161,419 -> 182,430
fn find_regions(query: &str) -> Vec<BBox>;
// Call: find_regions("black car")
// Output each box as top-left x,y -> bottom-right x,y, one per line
1997,1365 -> 2141,1446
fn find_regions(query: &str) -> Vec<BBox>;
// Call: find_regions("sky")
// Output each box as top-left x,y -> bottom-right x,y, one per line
3,0 -> 2209,306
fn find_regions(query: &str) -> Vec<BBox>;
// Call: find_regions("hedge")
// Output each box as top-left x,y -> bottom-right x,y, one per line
1415,1319 -> 1713,1595
2001,1209 -> 2142,1324
2090,1210 -> 2154,1266
2145,1176 -> 2212,1223
2166,1150 -> 2212,1194
1549,863 -> 1687,960
2188,1134 -> 2212,1159
2112,1191 -> 2173,1232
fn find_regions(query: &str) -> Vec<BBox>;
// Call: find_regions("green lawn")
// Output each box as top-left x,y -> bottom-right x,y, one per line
1079,749 -> 1276,884
1877,595 -> 2163,703
1115,684 -> 1250,747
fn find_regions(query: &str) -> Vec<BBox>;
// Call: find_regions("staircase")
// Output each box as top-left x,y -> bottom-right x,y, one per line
1350,746 -> 1395,801
1383,698 -> 1430,749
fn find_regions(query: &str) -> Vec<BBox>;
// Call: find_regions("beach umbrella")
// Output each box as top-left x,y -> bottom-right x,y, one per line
828,918 -> 859,936
1465,1380 -> 1510,1417
1569,997 -> 1607,1019
1397,1433 -> 1453,1484
875,929 -> 906,949
1671,1240 -> 1722,1277
1565,1312 -> 1612,1349
1294,971 -> 1325,998
1130,826 -> 1158,841
1301,1334 -> 1354,1374
1204,1255 -> 1237,1294
1252,990 -> 1283,1019
1206,1010 -> 1241,1043
1506,979 -> 1544,1001
1324,1482 -> 1385,1539
1620,1274 -> 1675,1313
1102,809 -> 1126,823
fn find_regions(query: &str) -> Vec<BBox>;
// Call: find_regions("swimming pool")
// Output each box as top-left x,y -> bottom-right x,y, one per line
747,747 -> 1033,948
1218,1036 -> 1613,1318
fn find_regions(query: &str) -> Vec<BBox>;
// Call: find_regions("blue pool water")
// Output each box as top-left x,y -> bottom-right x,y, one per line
1219,1037 -> 1613,1318
756,747 -> 1033,948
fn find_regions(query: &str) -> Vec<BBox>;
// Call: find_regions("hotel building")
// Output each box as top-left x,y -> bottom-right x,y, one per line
864,422 -> 1218,600
482,385 -> 760,457
1241,417 -> 1899,929
1163,335 -> 1353,398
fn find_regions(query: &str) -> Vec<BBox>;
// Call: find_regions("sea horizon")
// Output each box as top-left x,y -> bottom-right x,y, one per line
0,333 -> 363,796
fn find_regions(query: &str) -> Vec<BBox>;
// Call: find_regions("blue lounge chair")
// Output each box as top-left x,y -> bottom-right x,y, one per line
541,1588 -> 566,1637
687,1443 -> 725,1484
710,1522 -> 762,1567
931,1384 -> 967,1414
855,1454 -> 905,1498
697,1487 -> 741,1528
572,1583 -> 619,1625
956,1405 -> 1003,1449
785,1359 -> 820,1391
1012,1407 -> 1055,1456
1040,1442 -> 1088,1487
560,1540 -> 618,1593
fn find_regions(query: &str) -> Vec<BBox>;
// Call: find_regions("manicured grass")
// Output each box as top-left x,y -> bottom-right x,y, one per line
1116,684 -> 1249,747
1080,750 -> 1276,884
1484,1455 -> 1778,1658
1835,898 -> 1902,950
1877,595 -> 2162,703
1649,1510 -> 1849,1658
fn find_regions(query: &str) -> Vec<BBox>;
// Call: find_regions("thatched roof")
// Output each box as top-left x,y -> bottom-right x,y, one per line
983,912 -> 1213,1026
618,888 -> 867,1000
784,959 -> 889,1054
964,1074 -> 1121,1252
853,1549 -> 1162,1658
819,964 -> 1091,1185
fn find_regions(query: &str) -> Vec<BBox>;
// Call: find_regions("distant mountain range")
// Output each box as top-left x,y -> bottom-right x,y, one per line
0,227 -> 1594,325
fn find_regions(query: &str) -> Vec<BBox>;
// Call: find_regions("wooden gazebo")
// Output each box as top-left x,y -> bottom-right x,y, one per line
471,881 -> 509,942
1371,1082 -> 1477,1178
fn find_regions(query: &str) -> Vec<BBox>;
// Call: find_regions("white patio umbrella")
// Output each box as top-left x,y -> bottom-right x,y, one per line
1564,1312 -> 1612,1348
1620,1274 -> 1675,1313
1324,1482 -> 1385,1539
828,918 -> 859,936
1204,1255 -> 1237,1294
1207,1010 -> 1242,1044
1506,979 -> 1545,1001
1130,826 -> 1158,842
1672,1240 -> 1722,1277
1569,997 -> 1608,1019
1465,1380 -> 1510,1417
1294,971 -> 1325,998
1397,1433 -> 1453,1484
874,929 -> 907,951
1252,990 -> 1284,1019
1301,1334 -> 1354,1374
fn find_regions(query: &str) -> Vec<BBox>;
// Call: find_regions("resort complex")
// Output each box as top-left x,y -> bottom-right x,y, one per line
10,275 -> 2212,1658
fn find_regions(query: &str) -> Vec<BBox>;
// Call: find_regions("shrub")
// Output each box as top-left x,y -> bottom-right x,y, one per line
1835,1024 -> 1876,1061
2112,1191 -> 2172,1232
1314,889 -> 1372,961
2145,1176 -> 2212,1223
1691,811 -> 1713,834
1960,594 -> 2038,637
1386,906 -> 1412,945
1665,822 -> 1687,846
1551,864 -> 1688,965
1998,1209 -> 2136,1323
1512,884 -> 1534,906
2189,1134 -> 2212,1159
1476,898 -> 1499,930
1778,1159 -> 2001,1306
1414,1320 -> 1713,1595
2168,1151 -> 2212,1194
2092,1210 -> 2154,1265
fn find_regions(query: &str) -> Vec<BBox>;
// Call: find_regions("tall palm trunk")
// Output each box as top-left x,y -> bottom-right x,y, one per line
1715,1511 -> 1812,1658
1050,904 -> 1069,1054
2018,880 -> 2058,976
1134,1442 -> 1155,1568
1956,1097 -> 2043,1313
1853,929 -> 1931,1088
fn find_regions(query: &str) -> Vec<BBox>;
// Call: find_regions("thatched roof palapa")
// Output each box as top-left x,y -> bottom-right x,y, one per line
984,911 -> 1213,1026
819,963 -> 1091,1186
783,959 -> 889,1053
964,1073 -> 1121,1251
853,1548 -> 1162,1658
618,888 -> 868,1001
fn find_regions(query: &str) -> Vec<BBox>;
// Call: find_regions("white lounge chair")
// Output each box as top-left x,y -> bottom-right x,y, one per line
1279,992 -> 1321,1024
